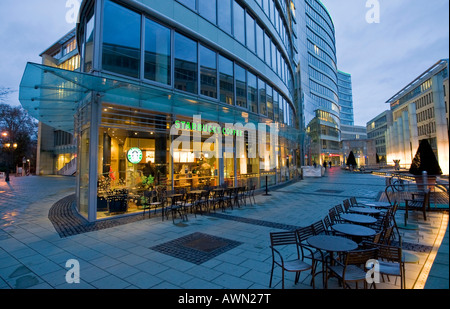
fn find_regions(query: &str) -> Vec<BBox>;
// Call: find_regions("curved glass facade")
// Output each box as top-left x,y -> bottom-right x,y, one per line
69,0 -> 302,221
296,0 -> 340,166
20,0 -> 349,222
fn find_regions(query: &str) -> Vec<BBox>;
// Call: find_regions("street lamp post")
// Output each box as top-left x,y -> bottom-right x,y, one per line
1,132 -> 18,182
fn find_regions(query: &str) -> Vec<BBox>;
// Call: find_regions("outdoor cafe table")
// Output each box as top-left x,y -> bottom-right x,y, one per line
306,235 -> 358,288
340,213 -> 377,225
349,207 -> 381,216
331,223 -> 376,243
361,201 -> 391,209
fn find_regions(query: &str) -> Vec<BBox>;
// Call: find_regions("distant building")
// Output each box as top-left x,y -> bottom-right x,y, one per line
385,59 -> 449,174
342,138 -> 376,167
36,29 -> 78,175
341,124 -> 366,140
338,70 -> 354,126
366,110 -> 393,163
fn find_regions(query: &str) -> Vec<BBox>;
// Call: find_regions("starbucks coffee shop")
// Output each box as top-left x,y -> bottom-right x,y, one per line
19,0 -> 302,222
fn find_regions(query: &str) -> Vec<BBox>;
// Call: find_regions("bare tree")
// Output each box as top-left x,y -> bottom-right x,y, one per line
0,87 -> 17,103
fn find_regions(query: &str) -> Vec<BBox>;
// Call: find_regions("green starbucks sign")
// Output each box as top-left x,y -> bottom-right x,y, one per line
127,147 -> 143,164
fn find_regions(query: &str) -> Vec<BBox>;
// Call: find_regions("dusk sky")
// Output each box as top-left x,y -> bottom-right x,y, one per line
0,0 -> 449,126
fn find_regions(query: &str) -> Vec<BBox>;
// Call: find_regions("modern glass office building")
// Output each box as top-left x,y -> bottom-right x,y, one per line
337,70 -> 354,126
20,0 -> 304,222
295,0 -> 340,166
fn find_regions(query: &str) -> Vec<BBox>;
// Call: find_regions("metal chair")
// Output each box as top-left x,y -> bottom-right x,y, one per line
269,231 -> 316,289
326,248 -> 378,289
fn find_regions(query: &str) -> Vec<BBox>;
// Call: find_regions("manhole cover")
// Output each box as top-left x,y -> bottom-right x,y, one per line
150,232 -> 242,265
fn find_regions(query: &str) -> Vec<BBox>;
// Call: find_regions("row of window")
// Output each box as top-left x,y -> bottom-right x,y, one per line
307,53 -> 337,83
309,66 -> 337,94
417,107 -> 435,123
306,28 -> 336,67
176,0 -> 293,88
415,92 -> 434,110
311,93 -> 340,116
58,55 -> 80,71
101,0 -> 294,125
305,10 -> 335,49
305,0 -> 335,43
309,80 -> 338,103
418,121 -> 436,137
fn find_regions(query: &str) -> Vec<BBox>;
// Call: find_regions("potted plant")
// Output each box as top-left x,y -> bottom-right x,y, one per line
139,174 -> 155,191
409,139 -> 442,190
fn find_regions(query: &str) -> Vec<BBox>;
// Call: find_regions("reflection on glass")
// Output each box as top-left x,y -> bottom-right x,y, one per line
200,45 -> 217,98
174,32 -> 198,94
267,84 -> 273,120
102,0 -> 141,78
248,72 -> 258,113
233,1 -> 245,44
79,128 -> 90,218
84,9 -> 95,72
265,33 -> 271,66
246,12 -> 255,52
145,18 -> 171,85
259,78 -> 267,116
219,55 -> 234,105
256,23 -> 264,60
199,0 -> 216,24
235,64 -> 247,109
218,0 -> 232,34
273,90 -> 279,123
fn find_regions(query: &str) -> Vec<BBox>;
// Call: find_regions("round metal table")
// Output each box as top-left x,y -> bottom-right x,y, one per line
340,213 -> 377,225
362,201 -> 391,209
349,207 -> 381,215
331,224 -> 376,243
306,235 -> 358,253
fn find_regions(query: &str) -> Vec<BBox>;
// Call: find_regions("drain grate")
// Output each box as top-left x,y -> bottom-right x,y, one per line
150,232 -> 242,265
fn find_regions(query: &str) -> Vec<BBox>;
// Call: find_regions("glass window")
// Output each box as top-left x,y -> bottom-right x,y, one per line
265,33 -> 271,66
218,0 -> 232,34
177,0 -> 196,10
174,32 -> 198,94
235,64 -> 247,109
269,0 -> 275,23
266,84 -> 273,120
102,0 -> 141,78
200,45 -> 217,98
256,23 -> 264,60
84,9 -> 95,72
279,95 -> 284,122
273,90 -> 279,122
219,55 -> 234,105
258,78 -> 267,116
271,41 -> 276,71
144,18 -> 171,85
248,71 -> 258,113
246,12 -> 255,52
199,0 -> 216,24
233,1 -> 245,45
263,0 -> 269,16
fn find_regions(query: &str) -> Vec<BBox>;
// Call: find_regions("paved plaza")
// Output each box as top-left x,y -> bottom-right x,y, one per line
0,168 -> 448,290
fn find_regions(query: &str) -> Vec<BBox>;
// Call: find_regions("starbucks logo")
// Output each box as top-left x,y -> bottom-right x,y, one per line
127,148 -> 143,164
